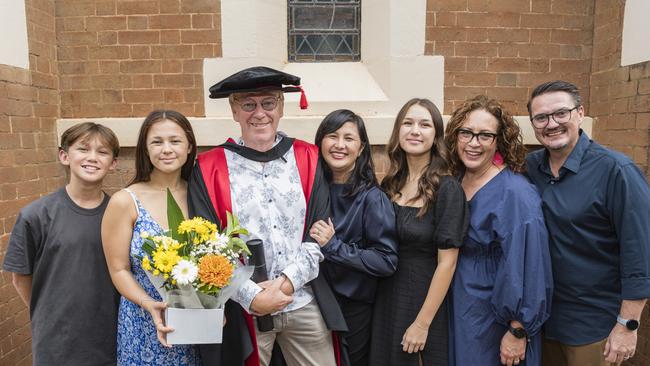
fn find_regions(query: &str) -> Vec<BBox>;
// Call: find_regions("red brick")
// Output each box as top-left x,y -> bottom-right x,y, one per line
99,61 -> 120,74
124,89 -> 164,103
192,14 -> 214,29
55,2 -> 95,17
192,44 -> 218,58
488,28 -> 529,42
428,27 -> 467,42
160,0 -> 181,14
488,57 -> 529,72
116,1 -> 159,15
153,74 -> 194,88
445,57 -> 467,72
466,57 -> 488,72
88,45 -> 130,60
118,30 -> 160,44
553,1 -> 594,16
96,1 -> 117,16
551,29 -> 592,44
61,17 -> 85,31
58,31 -> 97,46
161,30 -> 181,44
57,46 -> 89,61
164,89 -> 185,103
456,12 -> 520,28
180,29 -> 218,44
181,0 -> 219,13
86,16 -> 127,31
120,60 -> 162,73
162,60 -> 182,73
151,45 -> 192,58
453,72 -> 496,86
456,43 -> 498,57
182,59 -> 202,73
520,13 -> 564,29
550,59 -> 590,74
129,45 -> 152,59
150,14 -> 191,29
102,90 -> 123,104
127,16 -> 149,30
98,31 -> 118,46
638,78 -> 650,95
132,75 -> 153,88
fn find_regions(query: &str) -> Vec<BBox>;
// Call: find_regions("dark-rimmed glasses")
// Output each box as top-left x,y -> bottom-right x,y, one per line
530,106 -> 579,129
233,96 -> 281,112
457,128 -> 497,145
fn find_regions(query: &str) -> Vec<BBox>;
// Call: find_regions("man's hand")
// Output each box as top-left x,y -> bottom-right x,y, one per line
250,277 -> 293,316
604,323 -> 637,364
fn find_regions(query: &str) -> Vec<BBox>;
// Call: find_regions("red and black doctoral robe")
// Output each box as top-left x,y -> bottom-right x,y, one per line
188,137 -> 348,366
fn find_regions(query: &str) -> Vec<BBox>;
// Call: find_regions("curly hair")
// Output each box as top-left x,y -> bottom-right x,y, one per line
444,95 -> 526,175
381,98 -> 449,217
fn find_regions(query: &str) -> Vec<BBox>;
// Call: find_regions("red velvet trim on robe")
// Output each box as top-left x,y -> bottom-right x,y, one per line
197,139 -> 341,366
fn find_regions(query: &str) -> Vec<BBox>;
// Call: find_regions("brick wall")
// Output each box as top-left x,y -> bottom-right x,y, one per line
589,1 -> 650,364
56,0 -> 221,118
425,0 -> 594,115
0,1 -> 63,365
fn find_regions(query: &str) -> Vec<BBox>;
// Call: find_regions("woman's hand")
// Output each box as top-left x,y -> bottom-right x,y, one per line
401,321 -> 428,354
309,218 -> 335,247
500,330 -> 526,366
142,299 -> 174,348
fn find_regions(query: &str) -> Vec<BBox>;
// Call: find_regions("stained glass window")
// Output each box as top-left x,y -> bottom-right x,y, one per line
288,0 -> 361,62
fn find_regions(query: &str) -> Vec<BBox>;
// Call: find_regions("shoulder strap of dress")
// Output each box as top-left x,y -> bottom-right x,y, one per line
123,188 -> 141,218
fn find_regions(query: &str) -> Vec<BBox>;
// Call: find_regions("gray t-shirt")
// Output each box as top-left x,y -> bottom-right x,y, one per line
3,188 -> 119,366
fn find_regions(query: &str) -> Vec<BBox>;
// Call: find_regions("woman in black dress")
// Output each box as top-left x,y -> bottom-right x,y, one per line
369,98 -> 468,366
309,109 -> 399,366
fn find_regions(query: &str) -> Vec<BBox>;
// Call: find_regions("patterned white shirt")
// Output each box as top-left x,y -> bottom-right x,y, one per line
227,136 -> 323,313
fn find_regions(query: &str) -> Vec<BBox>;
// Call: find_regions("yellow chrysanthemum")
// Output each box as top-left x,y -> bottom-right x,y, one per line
198,254 -> 234,288
178,218 -> 217,244
141,256 -> 152,271
152,249 -> 181,273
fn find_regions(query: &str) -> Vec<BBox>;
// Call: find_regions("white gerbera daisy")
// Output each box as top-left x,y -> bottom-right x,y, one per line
171,259 -> 198,285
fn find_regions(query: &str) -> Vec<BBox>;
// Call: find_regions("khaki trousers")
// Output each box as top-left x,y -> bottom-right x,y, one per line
542,338 -> 612,366
256,299 -> 335,366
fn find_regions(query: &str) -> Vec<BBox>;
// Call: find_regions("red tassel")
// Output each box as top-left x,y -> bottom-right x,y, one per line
299,86 -> 308,110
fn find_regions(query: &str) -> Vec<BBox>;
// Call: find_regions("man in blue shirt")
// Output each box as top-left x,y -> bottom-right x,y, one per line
526,80 -> 650,366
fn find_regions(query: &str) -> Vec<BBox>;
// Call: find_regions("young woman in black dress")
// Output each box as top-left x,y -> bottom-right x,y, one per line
369,99 -> 468,366
309,109 -> 399,366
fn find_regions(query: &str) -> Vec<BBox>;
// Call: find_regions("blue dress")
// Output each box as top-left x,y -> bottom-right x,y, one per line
449,169 -> 553,366
116,189 -> 201,366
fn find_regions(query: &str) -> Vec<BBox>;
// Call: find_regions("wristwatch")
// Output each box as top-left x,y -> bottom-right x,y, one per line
508,326 -> 527,339
617,315 -> 639,331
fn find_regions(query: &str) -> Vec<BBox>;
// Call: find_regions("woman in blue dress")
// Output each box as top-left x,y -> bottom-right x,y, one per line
102,110 -> 201,365
369,99 -> 469,366
444,95 -> 553,366
309,109 -> 399,366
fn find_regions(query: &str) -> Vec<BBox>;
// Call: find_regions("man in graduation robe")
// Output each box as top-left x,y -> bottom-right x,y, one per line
188,66 -> 347,366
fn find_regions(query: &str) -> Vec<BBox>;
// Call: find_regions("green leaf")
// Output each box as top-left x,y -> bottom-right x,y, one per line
230,237 -> 251,256
142,240 -> 155,256
167,188 -> 185,240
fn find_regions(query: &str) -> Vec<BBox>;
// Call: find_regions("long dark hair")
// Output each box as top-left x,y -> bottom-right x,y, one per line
128,110 -> 197,186
314,109 -> 377,196
381,98 -> 449,217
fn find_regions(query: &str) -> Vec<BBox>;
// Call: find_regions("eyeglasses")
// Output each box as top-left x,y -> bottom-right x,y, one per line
457,128 -> 497,145
233,96 -> 281,112
530,106 -> 579,129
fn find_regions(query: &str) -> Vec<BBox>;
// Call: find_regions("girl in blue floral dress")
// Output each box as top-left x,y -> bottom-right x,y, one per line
102,110 -> 201,365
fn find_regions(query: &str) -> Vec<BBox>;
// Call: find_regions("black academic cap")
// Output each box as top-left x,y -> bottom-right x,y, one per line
208,66 -> 303,99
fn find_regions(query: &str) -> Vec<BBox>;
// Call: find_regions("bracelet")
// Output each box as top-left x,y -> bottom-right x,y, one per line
414,321 -> 428,330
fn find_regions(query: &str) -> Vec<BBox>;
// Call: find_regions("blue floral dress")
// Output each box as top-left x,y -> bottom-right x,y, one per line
116,189 -> 201,366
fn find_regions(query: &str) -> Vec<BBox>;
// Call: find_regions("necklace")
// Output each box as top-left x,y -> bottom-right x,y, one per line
463,163 -> 497,186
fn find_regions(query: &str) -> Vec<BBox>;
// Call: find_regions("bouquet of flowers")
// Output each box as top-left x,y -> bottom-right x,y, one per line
137,190 -> 254,344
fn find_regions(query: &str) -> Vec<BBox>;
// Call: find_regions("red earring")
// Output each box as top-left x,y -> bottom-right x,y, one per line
492,151 -> 504,165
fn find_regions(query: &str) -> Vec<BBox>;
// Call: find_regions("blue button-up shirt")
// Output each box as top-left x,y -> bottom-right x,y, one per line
526,130 -> 650,345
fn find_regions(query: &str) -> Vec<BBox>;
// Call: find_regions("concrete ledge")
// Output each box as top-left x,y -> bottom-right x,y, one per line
57,116 -> 594,147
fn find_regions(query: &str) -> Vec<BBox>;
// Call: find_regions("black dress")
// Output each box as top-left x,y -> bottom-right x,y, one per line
369,177 -> 468,366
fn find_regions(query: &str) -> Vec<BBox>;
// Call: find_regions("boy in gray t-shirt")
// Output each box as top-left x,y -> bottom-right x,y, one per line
3,122 -> 120,366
